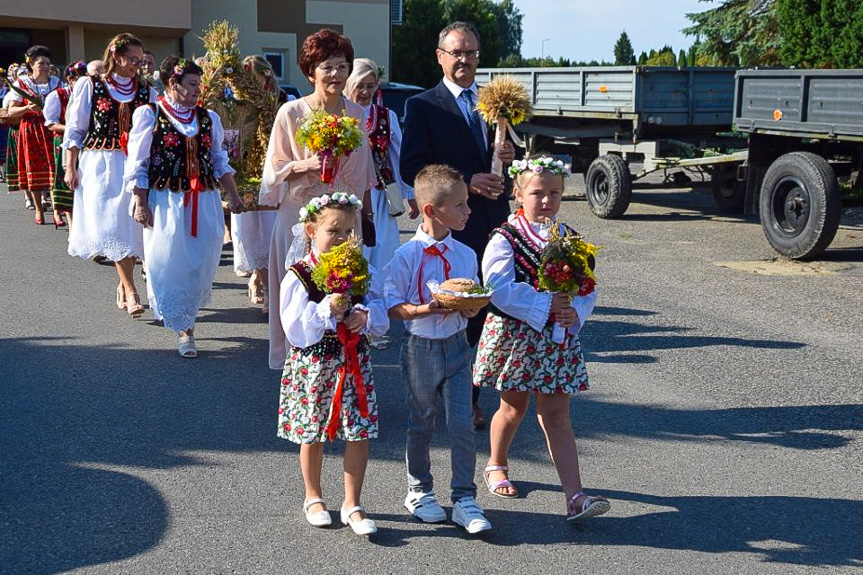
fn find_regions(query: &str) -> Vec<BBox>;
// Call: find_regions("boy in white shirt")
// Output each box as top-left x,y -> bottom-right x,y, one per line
384,164 -> 492,534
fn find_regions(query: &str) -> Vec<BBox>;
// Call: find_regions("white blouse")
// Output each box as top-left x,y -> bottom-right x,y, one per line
8,76 -> 60,104
122,96 -> 235,193
280,254 -> 389,348
364,104 -> 413,199
62,74 -> 158,150
483,216 -> 598,340
43,88 -> 69,127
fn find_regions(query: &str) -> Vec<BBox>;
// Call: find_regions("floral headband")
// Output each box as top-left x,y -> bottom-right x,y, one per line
66,60 -> 87,78
299,191 -> 362,222
172,59 -> 188,80
108,38 -> 126,53
508,156 -> 571,178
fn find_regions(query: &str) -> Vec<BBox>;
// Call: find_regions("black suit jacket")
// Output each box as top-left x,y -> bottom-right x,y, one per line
400,80 -> 510,259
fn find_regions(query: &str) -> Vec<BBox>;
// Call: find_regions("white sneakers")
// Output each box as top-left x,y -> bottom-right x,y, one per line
452,497 -> 492,534
405,491 -> 492,533
404,491 -> 448,523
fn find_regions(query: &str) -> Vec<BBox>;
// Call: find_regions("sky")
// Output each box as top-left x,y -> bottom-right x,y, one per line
514,0 -> 711,62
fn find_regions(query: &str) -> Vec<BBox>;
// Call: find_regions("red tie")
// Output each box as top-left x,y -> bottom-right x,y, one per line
417,244 -> 451,304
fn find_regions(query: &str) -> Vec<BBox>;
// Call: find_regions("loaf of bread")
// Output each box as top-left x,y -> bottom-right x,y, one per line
439,278 -> 479,293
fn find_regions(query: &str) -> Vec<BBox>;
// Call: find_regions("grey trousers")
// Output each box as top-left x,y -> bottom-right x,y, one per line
400,330 -> 477,502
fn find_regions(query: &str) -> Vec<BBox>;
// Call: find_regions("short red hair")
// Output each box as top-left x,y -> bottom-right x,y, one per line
298,29 -> 354,80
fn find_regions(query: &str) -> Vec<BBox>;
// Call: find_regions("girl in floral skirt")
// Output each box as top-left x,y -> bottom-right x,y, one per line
277,192 -> 388,535
473,157 -> 610,522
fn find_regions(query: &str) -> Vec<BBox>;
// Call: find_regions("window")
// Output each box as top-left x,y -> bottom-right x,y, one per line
263,51 -> 285,79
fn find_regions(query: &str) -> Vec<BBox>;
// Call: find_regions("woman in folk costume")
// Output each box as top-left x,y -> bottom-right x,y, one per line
63,33 -> 157,316
44,60 -> 88,229
344,58 -> 418,270
6,45 -> 60,225
125,56 -> 243,357
260,28 -> 376,370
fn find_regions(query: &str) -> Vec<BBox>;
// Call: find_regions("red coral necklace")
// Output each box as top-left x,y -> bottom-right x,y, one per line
106,74 -> 136,96
159,96 -> 195,124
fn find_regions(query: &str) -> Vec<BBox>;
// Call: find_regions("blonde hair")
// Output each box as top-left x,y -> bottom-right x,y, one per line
303,203 -> 358,254
414,164 -> 465,208
344,57 -> 379,100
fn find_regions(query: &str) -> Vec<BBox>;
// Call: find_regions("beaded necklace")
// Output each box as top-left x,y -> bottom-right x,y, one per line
159,95 -> 195,124
106,74 -> 136,96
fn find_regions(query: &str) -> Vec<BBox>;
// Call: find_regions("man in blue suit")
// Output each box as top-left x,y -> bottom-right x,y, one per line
400,21 -> 515,428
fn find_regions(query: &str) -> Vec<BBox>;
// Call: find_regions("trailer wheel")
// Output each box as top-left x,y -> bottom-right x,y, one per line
586,154 -> 632,218
759,152 -> 841,260
711,166 -> 745,213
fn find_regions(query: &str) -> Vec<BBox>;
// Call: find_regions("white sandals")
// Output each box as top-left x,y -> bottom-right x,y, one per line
341,505 -> 377,535
303,498 -> 332,527
177,335 -> 198,358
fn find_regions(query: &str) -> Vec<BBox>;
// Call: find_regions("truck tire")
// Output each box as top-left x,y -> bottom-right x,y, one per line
759,152 -> 841,260
712,180 -> 746,213
586,154 -> 632,218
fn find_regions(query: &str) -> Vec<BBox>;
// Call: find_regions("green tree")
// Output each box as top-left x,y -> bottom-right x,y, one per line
637,51 -> 648,65
490,0 -> 523,62
391,0 -> 447,87
613,31 -> 637,65
778,0 -> 863,68
645,47 -> 676,66
684,0 -> 780,66
678,48 -> 689,66
444,0 -> 503,70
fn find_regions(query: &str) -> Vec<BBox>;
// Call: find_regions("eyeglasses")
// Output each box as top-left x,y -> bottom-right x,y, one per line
317,63 -> 350,76
438,48 -> 480,60
124,57 -> 144,66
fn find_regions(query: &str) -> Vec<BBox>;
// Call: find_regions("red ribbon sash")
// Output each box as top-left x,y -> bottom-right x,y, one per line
326,321 -> 369,440
184,135 -> 203,237
417,244 -> 451,304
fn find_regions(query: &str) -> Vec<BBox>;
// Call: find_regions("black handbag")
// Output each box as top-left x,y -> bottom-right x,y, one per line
361,214 -> 376,247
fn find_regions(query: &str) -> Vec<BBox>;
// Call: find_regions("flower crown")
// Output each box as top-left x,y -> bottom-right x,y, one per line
109,38 -> 126,53
172,59 -> 188,79
298,191 -> 362,222
508,156 -> 571,178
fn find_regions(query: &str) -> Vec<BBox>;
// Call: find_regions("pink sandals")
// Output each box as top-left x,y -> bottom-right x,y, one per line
566,492 -> 610,522
483,465 -> 518,499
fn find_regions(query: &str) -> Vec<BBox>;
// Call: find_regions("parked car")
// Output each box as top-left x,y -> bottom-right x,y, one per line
279,83 -> 302,103
379,81 -> 424,125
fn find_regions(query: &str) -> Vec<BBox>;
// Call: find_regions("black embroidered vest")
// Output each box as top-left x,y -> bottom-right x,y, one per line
83,76 -> 150,150
147,103 -> 218,192
367,104 -> 394,187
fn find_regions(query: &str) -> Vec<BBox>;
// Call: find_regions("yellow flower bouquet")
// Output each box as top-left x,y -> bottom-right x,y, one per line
296,109 -> 365,184
311,234 -> 370,305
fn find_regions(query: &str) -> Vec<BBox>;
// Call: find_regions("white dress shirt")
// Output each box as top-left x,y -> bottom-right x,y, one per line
384,225 -> 479,339
42,87 -> 68,127
441,76 -> 488,147
483,216 -> 597,341
280,254 -> 389,349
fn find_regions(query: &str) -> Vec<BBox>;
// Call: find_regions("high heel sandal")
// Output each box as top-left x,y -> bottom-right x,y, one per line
125,293 -> 145,316
248,279 -> 265,304
53,212 -> 66,229
34,214 -> 44,225
116,285 -> 126,310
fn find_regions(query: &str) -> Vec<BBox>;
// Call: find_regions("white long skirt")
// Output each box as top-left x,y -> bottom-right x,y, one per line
231,210 -> 277,273
143,189 -> 224,333
362,185 -> 400,272
68,149 -> 144,261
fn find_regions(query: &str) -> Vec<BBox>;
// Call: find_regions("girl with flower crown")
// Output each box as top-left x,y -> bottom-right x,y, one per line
63,33 -> 158,316
473,156 -> 611,523
44,60 -> 88,228
6,45 -> 60,226
278,192 -> 388,535
259,29 -> 376,371
124,56 -> 243,357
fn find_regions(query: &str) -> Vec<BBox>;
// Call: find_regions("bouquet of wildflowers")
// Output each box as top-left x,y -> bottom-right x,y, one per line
311,234 -> 370,305
295,109 -> 365,183
538,223 -> 599,297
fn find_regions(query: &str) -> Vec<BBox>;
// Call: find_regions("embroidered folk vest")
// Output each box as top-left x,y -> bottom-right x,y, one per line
83,76 -> 150,150
367,104 -> 394,187
147,103 -> 218,192
55,86 -> 70,124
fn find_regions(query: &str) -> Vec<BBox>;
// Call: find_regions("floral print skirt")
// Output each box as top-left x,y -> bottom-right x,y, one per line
278,334 -> 378,444
474,313 -> 589,394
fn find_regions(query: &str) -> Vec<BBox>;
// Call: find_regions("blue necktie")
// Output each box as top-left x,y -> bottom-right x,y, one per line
460,89 -> 486,154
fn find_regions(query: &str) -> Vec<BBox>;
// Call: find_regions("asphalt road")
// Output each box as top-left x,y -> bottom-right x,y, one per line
1,179 -> 862,575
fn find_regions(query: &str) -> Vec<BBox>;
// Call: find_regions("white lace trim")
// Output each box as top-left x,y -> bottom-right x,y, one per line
68,237 -> 143,261
149,287 -> 213,332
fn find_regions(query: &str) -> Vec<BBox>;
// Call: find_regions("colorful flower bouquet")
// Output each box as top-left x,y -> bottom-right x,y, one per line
311,234 -> 370,306
477,75 -> 532,177
295,109 -> 365,184
538,223 -> 599,297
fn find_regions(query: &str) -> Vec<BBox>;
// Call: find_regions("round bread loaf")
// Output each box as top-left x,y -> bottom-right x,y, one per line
439,278 -> 478,293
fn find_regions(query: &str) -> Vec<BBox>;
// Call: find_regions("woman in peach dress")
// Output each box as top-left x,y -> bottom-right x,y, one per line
260,28 -> 376,370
